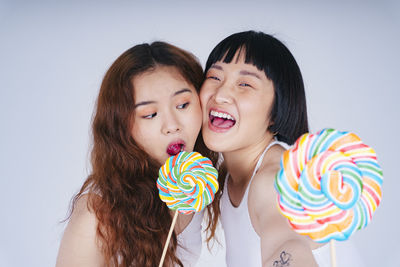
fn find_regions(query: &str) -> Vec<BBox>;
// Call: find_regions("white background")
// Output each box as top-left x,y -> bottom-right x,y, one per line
0,1 -> 399,266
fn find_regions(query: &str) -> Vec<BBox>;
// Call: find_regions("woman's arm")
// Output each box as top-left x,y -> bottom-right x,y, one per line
262,239 -> 318,267
174,212 -> 195,235
56,195 -> 105,267
249,167 -> 318,267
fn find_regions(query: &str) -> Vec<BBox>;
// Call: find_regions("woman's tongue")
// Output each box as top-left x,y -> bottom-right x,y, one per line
167,143 -> 183,156
212,117 -> 235,128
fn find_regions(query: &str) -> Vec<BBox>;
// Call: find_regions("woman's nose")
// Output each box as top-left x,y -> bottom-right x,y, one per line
161,113 -> 181,135
214,82 -> 233,104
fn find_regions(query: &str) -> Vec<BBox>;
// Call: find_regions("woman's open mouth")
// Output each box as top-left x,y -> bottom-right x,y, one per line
209,109 -> 236,131
166,140 -> 186,156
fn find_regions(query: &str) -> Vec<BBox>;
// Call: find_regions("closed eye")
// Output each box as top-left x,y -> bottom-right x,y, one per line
142,112 -> 157,119
177,102 -> 189,109
207,76 -> 220,81
239,82 -> 252,87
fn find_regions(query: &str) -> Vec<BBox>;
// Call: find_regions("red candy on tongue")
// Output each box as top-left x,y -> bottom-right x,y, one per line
212,117 -> 235,128
167,144 -> 182,156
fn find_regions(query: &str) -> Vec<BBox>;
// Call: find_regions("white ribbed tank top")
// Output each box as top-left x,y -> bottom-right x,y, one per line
220,140 -> 331,267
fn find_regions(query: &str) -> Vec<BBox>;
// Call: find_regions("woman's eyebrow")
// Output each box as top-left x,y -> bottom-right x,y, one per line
134,89 -> 191,108
239,70 -> 261,80
210,64 -> 261,79
210,64 -> 223,70
173,88 -> 192,97
134,100 -> 156,108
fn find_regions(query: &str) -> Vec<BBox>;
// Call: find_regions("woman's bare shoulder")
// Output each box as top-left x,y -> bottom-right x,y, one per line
56,194 -> 104,267
249,145 -> 284,211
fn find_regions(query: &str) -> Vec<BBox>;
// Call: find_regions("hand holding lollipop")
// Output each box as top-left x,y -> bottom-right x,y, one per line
275,128 -> 383,266
157,151 -> 219,266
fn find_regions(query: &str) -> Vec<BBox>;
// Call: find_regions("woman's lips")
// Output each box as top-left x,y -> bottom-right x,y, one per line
166,140 -> 185,156
208,109 -> 236,132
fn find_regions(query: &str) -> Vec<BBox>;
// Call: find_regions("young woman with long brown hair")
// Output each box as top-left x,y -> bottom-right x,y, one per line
56,41 -> 217,267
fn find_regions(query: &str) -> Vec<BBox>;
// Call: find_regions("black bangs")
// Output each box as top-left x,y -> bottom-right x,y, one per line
204,31 -> 278,80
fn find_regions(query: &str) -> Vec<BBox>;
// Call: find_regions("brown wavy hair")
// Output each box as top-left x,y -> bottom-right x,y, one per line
70,42 -> 218,266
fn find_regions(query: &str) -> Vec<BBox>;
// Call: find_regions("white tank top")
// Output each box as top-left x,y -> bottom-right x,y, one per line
175,210 -> 204,266
220,140 -> 331,267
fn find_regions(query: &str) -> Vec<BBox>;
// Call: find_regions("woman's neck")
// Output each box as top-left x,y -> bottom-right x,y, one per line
223,133 -> 274,186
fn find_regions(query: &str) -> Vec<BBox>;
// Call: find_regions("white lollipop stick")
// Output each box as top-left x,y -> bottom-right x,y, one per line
330,240 -> 337,267
158,210 -> 179,267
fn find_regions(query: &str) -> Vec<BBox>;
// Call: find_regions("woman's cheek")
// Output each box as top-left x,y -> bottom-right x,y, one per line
199,89 -> 210,107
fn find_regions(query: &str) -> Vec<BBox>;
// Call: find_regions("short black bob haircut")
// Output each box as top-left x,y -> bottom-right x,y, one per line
204,30 -> 309,145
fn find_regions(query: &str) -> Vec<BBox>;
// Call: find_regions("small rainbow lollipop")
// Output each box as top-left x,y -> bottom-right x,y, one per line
157,151 -> 219,214
274,128 -> 383,265
157,151 -> 218,266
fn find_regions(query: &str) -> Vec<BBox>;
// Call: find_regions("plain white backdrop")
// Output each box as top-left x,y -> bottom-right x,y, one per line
1,1 -> 399,266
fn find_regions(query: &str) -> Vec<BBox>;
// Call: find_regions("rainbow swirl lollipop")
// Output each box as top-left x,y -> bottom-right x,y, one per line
157,151 -> 219,214
275,128 -> 383,243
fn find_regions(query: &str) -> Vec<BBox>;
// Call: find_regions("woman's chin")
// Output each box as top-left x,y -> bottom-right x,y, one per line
202,137 -> 226,153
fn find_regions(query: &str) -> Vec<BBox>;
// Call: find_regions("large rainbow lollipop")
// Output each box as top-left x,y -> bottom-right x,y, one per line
157,151 -> 219,266
275,128 -> 383,243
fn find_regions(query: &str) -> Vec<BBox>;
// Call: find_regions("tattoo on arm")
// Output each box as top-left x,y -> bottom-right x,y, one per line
272,251 -> 292,267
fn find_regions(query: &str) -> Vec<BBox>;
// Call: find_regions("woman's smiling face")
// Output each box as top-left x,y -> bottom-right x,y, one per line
200,53 -> 275,153
131,66 -> 202,165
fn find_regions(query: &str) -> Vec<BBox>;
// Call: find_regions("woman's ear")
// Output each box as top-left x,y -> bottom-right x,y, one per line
267,122 -> 278,136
